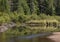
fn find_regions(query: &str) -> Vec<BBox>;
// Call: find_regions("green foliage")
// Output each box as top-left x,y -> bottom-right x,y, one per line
0,12 -> 11,24
18,14 -> 29,23
0,0 -> 10,12
0,0 -> 60,37
53,16 -> 60,21
0,0 -> 60,15
8,12 -> 19,23
30,14 -> 40,20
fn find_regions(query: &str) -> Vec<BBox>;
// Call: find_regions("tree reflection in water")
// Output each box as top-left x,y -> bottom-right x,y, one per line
8,37 -> 55,42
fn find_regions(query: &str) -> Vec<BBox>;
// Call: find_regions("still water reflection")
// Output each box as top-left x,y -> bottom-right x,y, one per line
0,33 -> 55,42
6,37 -> 55,42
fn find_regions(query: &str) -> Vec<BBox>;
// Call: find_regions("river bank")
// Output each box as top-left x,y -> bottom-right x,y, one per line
47,32 -> 60,42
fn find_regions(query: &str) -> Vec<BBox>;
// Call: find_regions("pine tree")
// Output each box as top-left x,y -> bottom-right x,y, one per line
18,0 -> 24,14
56,0 -> 60,15
48,0 -> 55,15
27,0 -> 39,14
0,0 -> 5,12
6,0 -> 10,13
21,0 -> 30,15
0,0 -> 10,12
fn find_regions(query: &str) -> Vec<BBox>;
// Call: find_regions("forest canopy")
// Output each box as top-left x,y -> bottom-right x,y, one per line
0,0 -> 60,36
0,0 -> 60,16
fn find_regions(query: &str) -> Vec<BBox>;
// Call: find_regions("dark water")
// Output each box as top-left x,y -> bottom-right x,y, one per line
0,36 -> 55,42
7,37 -> 55,42
0,33 -> 55,42
7,33 -> 55,42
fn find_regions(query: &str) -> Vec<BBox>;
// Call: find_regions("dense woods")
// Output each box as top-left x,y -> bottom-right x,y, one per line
0,0 -> 60,15
0,0 -> 60,40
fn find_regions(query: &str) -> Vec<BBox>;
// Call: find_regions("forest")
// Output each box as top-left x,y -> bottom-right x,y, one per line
0,0 -> 60,15
0,0 -> 60,37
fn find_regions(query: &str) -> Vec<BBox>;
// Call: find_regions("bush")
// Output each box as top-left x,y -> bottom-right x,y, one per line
0,12 -> 11,24
53,16 -> 60,22
8,12 -> 19,23
18,14 -> 31,23
39,14 -> 56,20
30,14 -> 40,20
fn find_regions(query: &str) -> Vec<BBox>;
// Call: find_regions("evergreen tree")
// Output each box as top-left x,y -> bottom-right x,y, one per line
37,0 -> 43,13
0,0 -> 59,16
0,0 -> 6,12
0,0 -> 10,12
27,0 -> 39,14
56,0 -> 60,15
18,0 -> 24,14
6,0 -> 10,13
21,0 -> 30,15
48,0 -> 55,15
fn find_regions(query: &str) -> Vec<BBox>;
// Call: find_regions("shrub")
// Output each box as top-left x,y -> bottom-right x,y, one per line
30,14 -> 40,20
0,13 -> 11,24
18,14 -> 31,23
8,12 -> 19,23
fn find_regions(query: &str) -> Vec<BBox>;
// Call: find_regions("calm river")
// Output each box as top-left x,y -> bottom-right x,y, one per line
0,33 -> 55,42
6,37 -> 54,42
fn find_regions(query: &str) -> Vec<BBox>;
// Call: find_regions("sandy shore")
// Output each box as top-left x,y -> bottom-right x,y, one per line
47,32 -> 60,42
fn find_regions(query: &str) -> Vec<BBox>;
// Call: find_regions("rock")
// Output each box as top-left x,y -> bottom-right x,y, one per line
2,22 -> 16,28
7,22 -> 16,28
0,22 -> 16,32
0,26 -> 8,32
